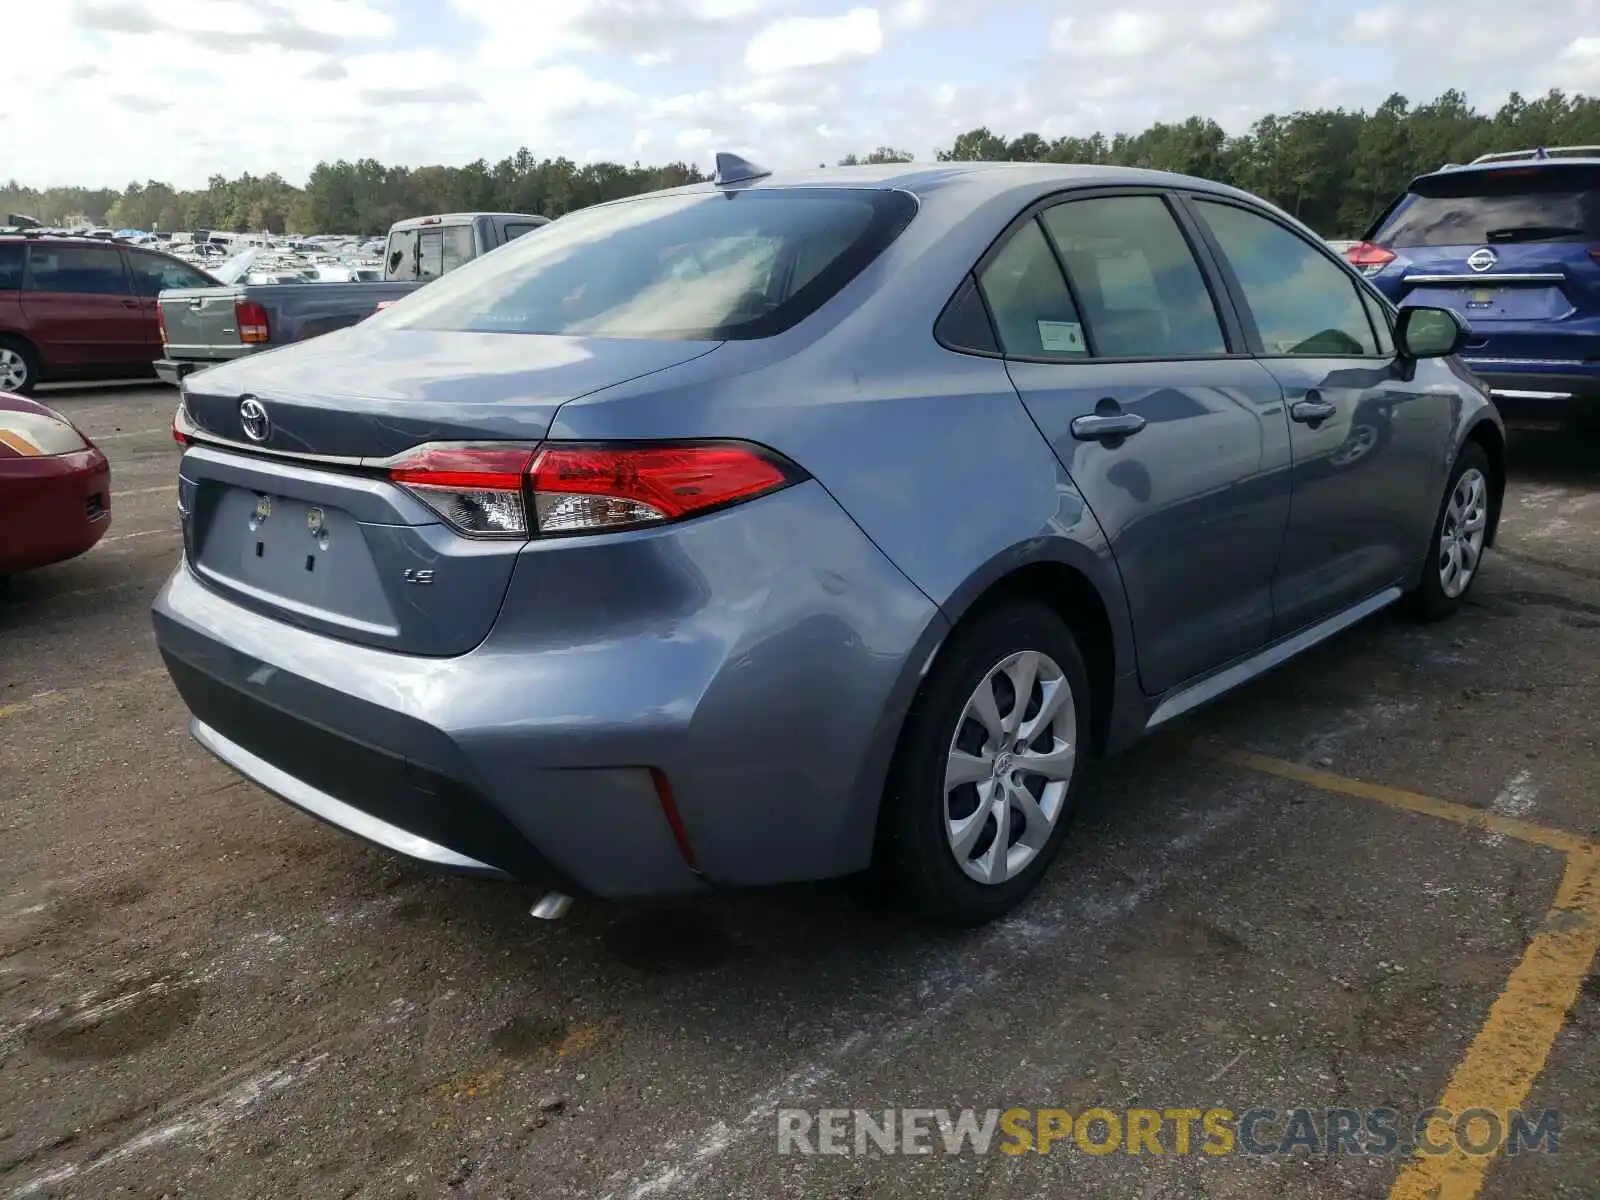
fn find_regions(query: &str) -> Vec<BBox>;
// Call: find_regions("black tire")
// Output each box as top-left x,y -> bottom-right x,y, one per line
876,601 -> 1092,925
1407,442 -> 1493,621
0,336 -> 40,396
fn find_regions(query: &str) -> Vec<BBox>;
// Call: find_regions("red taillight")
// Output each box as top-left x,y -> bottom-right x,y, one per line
388,445 -> 538,538
1344,241 -> 1396,276
374,299 -> 395,312
235,299 -> 270,344
527,442 -> 799,535
386,440 -> 803,539
1588,246 -> 1600,266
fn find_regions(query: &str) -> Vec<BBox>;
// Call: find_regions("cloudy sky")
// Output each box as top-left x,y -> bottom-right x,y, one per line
7,0 -> 1599,188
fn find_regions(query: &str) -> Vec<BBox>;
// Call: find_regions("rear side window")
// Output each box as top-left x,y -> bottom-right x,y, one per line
378,189 -> 917,340
385,228 -> 418,279
23,245 -> 131,295
0,243 -> 23,289
1378,166 -> 1600,248
417,229 -> 444,280
441,225 -> 475,273
977,219 -> 1087,357
1040,196 -> 1226,357
504,222 -> 541,241
1194,200 -> 1378,357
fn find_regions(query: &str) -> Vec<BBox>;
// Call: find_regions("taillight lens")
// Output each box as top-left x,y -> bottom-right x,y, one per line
235,299 -> 270,344
386,440 -> 805,539
528,442 -> 801,535
374,299 -> 396,312
1344,241 -> 1396,276
389,445 -> 537,538
1588,246 -> 1600,266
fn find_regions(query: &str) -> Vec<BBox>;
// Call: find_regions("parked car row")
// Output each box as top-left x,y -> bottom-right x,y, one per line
0,211 -> 549,396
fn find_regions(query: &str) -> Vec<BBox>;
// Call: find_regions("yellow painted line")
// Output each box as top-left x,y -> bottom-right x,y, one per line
0,667 -> 169,722
1217,749 -> 1600,1200
1390,848 -> 1600,1200
1220,749 -> 1593,855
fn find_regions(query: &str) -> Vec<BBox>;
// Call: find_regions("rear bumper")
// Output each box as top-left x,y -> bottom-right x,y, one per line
151,481 -> 945,899
1463,362 -> 1600,422
0,448 -> 111,572
154,358 -> 195,387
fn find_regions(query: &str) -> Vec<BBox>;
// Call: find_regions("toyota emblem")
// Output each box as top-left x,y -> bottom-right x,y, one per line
1467,247 -> 1498,273
239,396 -> 270,442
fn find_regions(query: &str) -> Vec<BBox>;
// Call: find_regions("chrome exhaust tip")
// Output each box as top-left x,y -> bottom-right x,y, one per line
530,892 -> 574,920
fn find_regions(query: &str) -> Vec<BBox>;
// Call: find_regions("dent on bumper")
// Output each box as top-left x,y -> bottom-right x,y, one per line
152,480 -> 944,896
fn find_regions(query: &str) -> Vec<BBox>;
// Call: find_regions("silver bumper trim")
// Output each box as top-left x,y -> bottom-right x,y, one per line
1490,389 -> 1576,401
191,717 -> 506,875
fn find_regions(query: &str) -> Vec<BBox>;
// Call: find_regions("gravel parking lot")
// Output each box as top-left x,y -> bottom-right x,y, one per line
3,383 -> 1597,1199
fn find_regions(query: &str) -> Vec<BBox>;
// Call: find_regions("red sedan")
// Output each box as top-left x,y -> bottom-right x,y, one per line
0,393 -> 111,573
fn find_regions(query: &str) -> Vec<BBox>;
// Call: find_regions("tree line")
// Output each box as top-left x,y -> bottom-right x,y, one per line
5,89 -> 1597,238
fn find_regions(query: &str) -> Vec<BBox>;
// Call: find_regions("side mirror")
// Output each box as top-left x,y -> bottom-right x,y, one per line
1395,305 -> 1469,359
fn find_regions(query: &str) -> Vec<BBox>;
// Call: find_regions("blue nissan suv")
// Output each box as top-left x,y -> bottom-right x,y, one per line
1347,145 -> 1600,426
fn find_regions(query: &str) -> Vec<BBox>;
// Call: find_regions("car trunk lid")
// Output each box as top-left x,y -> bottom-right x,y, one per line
177,327 -> 720,655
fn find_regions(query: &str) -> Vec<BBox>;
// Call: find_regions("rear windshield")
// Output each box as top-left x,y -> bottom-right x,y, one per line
1379,166 -> 1600,248
376,188 -> 917,340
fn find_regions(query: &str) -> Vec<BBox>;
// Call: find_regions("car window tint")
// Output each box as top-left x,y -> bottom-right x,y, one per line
1194,200 -> 1378,357
441,225 -> 475,273
1041,195 -> 1226,358
385,228 -> 418,279
977,219 -> 1087,358
378,189 -> 912,341
936,274 -> 999,354
23,245 -> 131,295
128,253 -> 214,296
504,222 -> 540,241
417,229 -> 445,280
1359,286 -> 1395,355
0,243 -> 23,289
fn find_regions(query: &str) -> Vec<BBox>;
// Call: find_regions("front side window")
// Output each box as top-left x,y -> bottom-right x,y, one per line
128,252 -> 215,296
1359,286 -> 1395,356
1194,200 -> 1378,357
440,225 -> 476,273
23,246 -> 131,296
1041,195 -> 1226,358
976,219 -> 1086,358
377,188 -> 915,340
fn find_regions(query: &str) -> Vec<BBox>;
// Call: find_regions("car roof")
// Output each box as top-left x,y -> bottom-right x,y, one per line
1411,156 -> 1600,188
606,160 -> 1263,213
388,212 -> 550,230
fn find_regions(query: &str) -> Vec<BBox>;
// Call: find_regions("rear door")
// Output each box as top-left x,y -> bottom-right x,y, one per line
1190,196 -> 1450,634
440,223 -> 476,274
1366,164 -> 1600,369
991,191 -> 1293,695
19,243 -> 146,370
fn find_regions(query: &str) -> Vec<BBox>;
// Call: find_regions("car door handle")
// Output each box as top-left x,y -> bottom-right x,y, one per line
1290,398 -> 1337,424
1071,410 -> 1147,442
120,299 -> 140,309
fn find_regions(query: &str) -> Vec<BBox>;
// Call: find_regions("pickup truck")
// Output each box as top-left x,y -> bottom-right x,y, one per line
154,211 -> 548,385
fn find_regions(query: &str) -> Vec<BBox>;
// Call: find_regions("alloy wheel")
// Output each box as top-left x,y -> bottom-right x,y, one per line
0,348 -> 28,392
944,649 -> 1076,886
1439,466 -> 1488,599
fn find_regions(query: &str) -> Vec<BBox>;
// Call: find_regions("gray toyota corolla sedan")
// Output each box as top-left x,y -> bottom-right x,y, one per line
153,156 -> 1504,925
